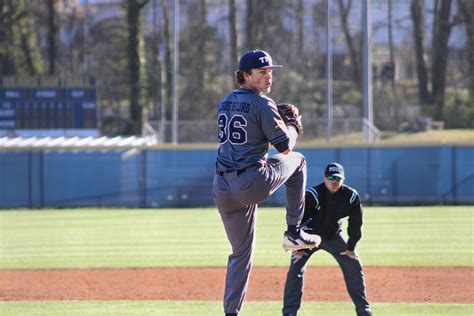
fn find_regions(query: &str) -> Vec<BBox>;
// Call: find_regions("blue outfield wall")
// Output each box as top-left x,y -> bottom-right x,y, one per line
1,146 -> 473,208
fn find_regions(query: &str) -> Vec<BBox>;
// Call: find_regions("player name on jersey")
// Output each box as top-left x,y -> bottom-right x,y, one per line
218,101 -> 251,113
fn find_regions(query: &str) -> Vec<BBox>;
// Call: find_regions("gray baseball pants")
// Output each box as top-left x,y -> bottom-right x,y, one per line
213,151 -> 307,314
282,233 -> 372,316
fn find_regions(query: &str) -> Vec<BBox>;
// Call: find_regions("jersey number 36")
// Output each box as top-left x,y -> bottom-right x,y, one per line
218,114 -> 247,144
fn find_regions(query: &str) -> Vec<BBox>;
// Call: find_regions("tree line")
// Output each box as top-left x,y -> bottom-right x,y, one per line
1,0 -> 473,137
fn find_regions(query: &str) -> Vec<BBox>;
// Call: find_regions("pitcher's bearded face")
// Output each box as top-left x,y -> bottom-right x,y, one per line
244,69 -> 273,94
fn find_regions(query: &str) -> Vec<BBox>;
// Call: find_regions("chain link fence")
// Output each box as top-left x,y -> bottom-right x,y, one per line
146,117 -> 379,144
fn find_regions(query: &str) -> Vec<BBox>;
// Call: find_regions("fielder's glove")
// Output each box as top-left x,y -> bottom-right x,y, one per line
277,103 -> 303,134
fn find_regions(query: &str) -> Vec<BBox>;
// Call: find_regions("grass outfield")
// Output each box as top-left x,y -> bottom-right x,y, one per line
0,206 -> 472,269
0,301 -> 473,316
1,206 -> 472,315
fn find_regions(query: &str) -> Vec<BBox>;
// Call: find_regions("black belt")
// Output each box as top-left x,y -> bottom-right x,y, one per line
216,168 -> 247,176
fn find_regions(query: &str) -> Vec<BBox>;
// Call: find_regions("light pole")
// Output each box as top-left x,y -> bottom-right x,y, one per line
362,0 -> 373,142
172,0 -> 179,144
326,0 -> 333,143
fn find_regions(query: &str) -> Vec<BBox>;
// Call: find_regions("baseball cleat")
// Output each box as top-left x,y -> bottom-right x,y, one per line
282,229 -> 321,251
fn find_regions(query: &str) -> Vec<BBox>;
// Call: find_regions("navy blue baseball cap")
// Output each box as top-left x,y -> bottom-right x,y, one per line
238,50 -> 283,71
324,162 -> 345,179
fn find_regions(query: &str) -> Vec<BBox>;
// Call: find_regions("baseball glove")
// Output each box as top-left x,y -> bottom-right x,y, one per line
277,103 -> 303,134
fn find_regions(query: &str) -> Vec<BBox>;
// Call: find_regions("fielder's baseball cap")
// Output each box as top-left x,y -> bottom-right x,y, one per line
324,162 -> 345,179
238,50 -> 283,71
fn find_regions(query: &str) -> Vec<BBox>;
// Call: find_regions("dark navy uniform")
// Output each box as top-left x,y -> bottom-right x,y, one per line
283,183 -> 373,316
305,183 -> 362,250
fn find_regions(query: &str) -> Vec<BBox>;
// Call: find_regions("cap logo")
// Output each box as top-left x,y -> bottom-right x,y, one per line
328,166 -> 340,172
238,50 -> 282,71
258,56 -> 269,64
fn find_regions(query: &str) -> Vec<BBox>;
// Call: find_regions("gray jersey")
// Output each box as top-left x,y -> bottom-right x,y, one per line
216,88 -> 290,171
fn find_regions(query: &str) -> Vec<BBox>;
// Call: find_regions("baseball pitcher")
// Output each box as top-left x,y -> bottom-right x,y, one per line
213,49 -> 321,316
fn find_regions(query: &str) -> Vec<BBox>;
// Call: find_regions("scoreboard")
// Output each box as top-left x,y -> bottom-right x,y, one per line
0,77 -> 98,136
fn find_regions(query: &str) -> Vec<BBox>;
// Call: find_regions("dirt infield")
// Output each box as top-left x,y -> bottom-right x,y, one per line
0,267 -> 472,303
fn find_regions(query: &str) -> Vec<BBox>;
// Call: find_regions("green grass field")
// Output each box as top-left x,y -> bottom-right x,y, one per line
1,206 -> 472,269
293,129 -> 474,147
1,301 -> 472,316
0,206 -> 473,315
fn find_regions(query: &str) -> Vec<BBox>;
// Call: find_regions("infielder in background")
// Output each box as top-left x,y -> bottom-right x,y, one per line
213,49 -> 321,316
282,162 -> 373,316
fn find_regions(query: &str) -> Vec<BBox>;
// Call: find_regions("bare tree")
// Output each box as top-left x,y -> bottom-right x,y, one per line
196,0 -> 207,89
245,0 -> 270,50
337,0 -> 361,89
0,0 -> 42,75
245,0 -> 256,50
88,17 -> 129,136
411,0 -> 456,120
410,0 -> 430,104
387,0 -> 395,89
295,0 -> 304,69
458,0 -> 473,101
162,0 -> 173,122
46,0 -> 58,75
145,0 -> 162,121
0,0 -> 16,75
124,0 -> 149,135
431,0 -> 453,119
229,0 -> 238,69
290,0 -> 305,105
178,0 -> 221,119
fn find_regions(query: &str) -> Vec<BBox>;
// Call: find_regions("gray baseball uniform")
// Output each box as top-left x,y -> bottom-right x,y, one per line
213,87 -> 307,314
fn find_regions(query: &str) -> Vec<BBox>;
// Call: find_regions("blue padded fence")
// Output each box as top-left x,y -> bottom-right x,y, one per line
1,146 -> 473,208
